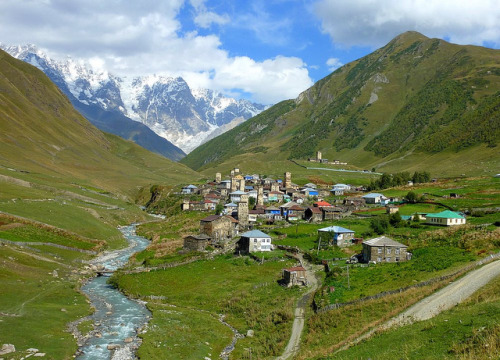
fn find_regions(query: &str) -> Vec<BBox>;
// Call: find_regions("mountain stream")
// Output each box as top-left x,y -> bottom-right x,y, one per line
76,225 -> 150,360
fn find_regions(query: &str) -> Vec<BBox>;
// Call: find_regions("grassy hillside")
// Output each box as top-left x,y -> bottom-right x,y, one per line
182,32 -> 500,177
0,48 -> 200,242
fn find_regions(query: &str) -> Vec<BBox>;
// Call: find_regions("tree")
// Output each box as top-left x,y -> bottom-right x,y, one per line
248,196 -> 256,209
370,215 -> 390,235
389,212 -> 403,227
215,203 -> 224,215
405,191 -> 418,203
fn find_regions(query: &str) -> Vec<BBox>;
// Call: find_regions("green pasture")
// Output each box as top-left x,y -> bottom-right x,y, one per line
112,255 -> 301,358
330,277 -> 500,360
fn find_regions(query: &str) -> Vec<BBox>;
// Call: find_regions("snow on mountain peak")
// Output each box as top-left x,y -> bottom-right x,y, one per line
2,44 -> 268,153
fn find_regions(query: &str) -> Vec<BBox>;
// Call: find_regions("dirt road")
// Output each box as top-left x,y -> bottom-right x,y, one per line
338,259 -> 500,352
277,255 -> 320,360
384,259 -> 500,328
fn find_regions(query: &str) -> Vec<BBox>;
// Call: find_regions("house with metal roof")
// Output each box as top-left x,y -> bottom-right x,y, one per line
362,193 -> 387,204
362,236 -> 410,263
426,210 -> 466,226
237,230 -> 272,253
318,226 -> 355,247
181,184 -> 198,194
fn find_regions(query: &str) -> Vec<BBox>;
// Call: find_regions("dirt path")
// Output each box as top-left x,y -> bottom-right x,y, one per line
277,254 -> 320,360
338,260 -> 500,352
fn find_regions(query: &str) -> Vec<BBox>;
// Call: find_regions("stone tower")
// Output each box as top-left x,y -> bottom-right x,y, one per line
231,177 -> 238,193
215,172 -> 221,183
271,182 -> 280,192
256,185 -> 264,206
230,169 -> 235,177
284,172 -> 292,188
238,194 -> 249,227
239,179 -> 245,191
317,151 -> 322,161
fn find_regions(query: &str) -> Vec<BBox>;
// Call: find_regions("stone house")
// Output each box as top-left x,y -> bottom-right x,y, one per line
183,234 -> 211,252
282,266 -> 307,287
318,226 -> 355,247
304,206 -> 322,222
362,236 -> 410,263
237,230 -> 272,253
200,215 -> 235,244
386,204 -> 399,214
343,196 -> 366,209
287,205 -> 305,221
322,206 -> 350,220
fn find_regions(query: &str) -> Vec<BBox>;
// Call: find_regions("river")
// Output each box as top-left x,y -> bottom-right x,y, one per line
76,225 -> 151,360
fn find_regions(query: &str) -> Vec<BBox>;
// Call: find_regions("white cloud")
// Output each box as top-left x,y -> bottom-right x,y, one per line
0,0 -> 313,104
190,0 -> 230,28
326,58 -> 343,71
314,0 -> 500,48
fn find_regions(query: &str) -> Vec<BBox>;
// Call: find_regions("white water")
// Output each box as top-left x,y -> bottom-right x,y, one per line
76,225 -> 151,360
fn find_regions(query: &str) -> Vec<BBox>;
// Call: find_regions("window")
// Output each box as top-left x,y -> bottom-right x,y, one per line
377,248 -> 382,254
254,239 -> 257,243
386,257 -> 391,262
377,257 -> 382,262
386,248 -> 392,254
395,248 -> 400,255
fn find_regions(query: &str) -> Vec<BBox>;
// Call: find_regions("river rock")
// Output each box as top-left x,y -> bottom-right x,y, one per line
107,344 -> 120,350
124,337 -> 133,343
246,329 -> 254,337
34,353 -> 46,357
0,344 -> 15,355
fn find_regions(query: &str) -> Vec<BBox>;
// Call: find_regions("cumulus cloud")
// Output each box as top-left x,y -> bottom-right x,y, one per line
314,0 -> 500,48
326,58 -> 343,71
0,0 -> 312,104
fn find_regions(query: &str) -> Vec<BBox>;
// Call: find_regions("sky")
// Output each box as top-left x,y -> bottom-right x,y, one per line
0,0 -> 499,104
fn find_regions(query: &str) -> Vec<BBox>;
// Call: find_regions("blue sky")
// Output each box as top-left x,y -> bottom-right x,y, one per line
0,0 -> 498,104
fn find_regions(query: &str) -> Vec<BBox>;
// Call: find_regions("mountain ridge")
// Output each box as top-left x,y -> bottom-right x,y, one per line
1,44 -> 267,153
181,31 -> 500,176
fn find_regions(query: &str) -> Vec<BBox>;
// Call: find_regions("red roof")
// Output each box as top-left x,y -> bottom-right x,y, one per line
314,201 -> 331,207
285,266 -> 306,272
225,215 -> 239,223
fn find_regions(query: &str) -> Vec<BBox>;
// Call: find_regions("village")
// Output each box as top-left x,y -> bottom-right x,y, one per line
177,161 -> 468,287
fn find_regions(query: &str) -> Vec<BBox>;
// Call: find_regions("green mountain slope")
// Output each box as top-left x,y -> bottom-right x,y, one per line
182,32 -> 500,176
0,49 -> 199,199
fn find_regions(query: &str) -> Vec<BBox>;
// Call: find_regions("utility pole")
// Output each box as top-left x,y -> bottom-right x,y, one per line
347,264 -> 350,289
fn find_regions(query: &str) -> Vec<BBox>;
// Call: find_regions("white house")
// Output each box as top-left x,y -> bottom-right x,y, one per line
181,185 -> 198,194
230,190 -> 246,203
237,230 -> 272,253
362,193 -> 387,204
426,210 -> 466,226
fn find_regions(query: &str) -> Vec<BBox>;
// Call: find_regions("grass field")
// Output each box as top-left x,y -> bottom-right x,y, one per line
329,276 -> 500,360
112,254 -> 301,359
0,246 -> 91,359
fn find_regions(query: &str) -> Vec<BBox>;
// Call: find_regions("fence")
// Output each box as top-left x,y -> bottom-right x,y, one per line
315,251 -> 500,313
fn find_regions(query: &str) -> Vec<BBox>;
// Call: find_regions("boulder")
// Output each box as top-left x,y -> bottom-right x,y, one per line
107,344 -> 120,350
0,344 -> 15,355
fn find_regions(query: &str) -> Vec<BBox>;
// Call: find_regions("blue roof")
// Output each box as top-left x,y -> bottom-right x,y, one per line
318,226 -> 354,233
230,190 -> 246,195
184,184 -> 198,189
363,193 -> 384,198
225,202 -> 237,207
241,230 -> 271,238
401,215 -> 412,221
245,186 -> 254,190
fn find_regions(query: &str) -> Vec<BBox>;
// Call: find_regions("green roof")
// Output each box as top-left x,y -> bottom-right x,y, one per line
426,210 -> 465,219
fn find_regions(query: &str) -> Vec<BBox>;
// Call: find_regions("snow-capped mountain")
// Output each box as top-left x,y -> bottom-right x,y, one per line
2,44 -> 267,153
